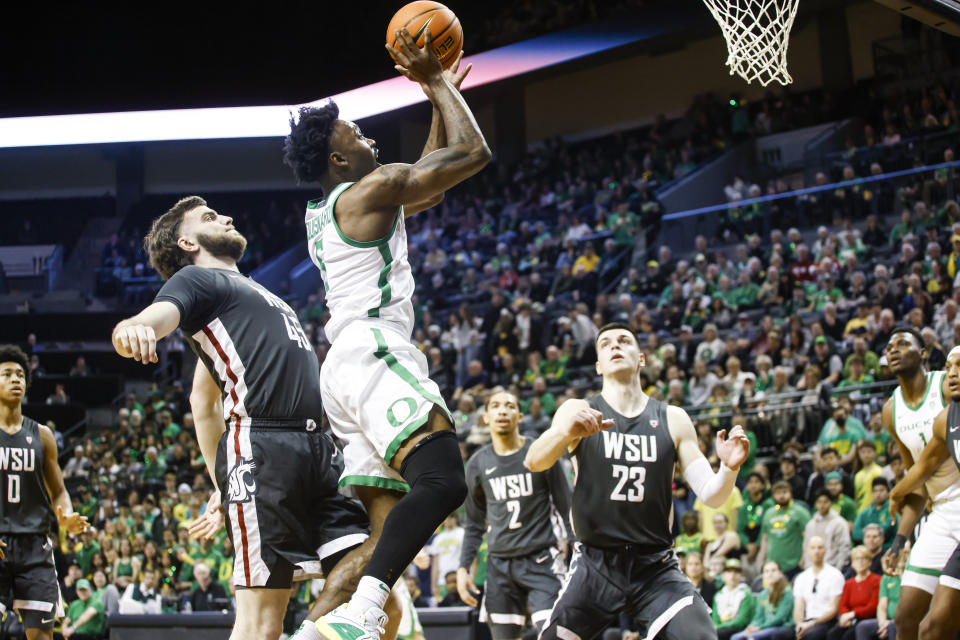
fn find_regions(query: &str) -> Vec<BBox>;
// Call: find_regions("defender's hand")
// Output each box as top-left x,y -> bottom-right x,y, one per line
112,324 -> 158,363
57,506 -> 90,535
456,567 -> 480,607
566,408 -> 615,439
189,490 -> 224,540
716,426 -> 750,470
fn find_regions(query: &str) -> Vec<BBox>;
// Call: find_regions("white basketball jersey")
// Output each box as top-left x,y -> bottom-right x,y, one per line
305,182 -> 415,344
893,370 -> 960,504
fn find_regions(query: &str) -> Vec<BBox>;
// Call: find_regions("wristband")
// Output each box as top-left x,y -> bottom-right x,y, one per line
889,534 -> 907,556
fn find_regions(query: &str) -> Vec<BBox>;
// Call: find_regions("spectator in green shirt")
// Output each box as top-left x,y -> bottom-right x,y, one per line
520,378 -> 557,417
761,481 -> 810,577
539,345 -> 569,385
818,401 -> 867,466
141,446 -> 167,484
675,511 -> 704,556
836,355 -> 875,395
63,579 -> 106,638
729,270 -> 760,310
731,561 -> 795,640
888,210 -> 912,246
852,477 -> 897,548
77,487 -> 99,524
158,409 -> 181,440
737,472 -> 774,573
713,559 -> 756,640
826,472 -> 858,524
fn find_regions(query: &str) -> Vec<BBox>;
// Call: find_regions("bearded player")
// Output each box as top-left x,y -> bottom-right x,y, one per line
0,345 -> 89,640
283,28 -> 489,640
889,346 -> 960,640
526,323 -> 749,640
879,328 -> 960,640
111,200 -> 403,640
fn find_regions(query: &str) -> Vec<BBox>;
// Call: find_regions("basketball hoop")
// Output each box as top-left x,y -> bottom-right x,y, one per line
702,0 -> 800,87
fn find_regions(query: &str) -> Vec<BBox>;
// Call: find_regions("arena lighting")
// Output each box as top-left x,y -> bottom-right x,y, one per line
0,26 -> 656,149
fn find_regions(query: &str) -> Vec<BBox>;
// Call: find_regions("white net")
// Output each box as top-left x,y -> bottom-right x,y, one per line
702,0 -> 800,87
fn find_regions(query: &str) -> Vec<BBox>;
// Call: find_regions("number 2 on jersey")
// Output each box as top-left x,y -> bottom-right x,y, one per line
506,500 -> 523,529
610,464 -> 645,502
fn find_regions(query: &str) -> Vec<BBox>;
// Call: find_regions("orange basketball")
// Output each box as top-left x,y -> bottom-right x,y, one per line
386,1 -> 463,70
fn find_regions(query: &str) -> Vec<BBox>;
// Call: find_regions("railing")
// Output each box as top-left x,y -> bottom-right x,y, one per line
660,159 -> 960,250
682,380 -> 898,454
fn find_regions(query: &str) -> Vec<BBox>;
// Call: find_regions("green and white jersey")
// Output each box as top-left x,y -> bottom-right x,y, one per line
893,370 -> 960,504
305,182 -> 415,343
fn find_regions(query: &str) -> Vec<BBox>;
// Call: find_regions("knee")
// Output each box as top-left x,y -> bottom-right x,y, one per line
895,604 -> 924,630
919,614 -> 946,640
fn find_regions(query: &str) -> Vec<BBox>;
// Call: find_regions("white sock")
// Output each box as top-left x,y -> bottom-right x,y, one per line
291,620 -> 323,640
351,575 -> 390,612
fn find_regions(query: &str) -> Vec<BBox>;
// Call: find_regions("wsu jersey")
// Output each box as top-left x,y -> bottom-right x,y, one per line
154,266 -> 324,421
0,417 -> 54,535
305,182 -> 415,344
460,438 -> 572,566
571,394 -> 676,549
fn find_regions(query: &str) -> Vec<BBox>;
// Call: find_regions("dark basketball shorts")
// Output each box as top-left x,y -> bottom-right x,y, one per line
215,418 -> 370,590
538,543 -> 715,640
481,549 -> 564,639
0,533 -> 62,630
939,543 -> 960,591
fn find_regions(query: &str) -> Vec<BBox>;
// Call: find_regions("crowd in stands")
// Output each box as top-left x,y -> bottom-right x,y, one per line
13,40 -> 960,640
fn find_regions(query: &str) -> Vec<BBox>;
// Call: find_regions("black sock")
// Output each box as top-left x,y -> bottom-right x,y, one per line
364,430 -> 467,586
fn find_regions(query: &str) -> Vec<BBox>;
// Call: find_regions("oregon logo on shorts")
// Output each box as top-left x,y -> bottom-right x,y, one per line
387,397 -> 418,428
226,457 -> 257,504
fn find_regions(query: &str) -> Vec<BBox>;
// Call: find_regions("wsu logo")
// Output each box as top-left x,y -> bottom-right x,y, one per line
226,457 -> 257,504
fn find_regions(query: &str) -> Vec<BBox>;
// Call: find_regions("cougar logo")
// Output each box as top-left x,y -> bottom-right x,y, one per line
226,457 -> 257,504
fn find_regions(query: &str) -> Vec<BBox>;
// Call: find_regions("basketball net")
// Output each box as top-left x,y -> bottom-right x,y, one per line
702,0 -> 800,86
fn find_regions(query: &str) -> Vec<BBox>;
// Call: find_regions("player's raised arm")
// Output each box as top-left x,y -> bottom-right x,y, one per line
343,29 -> 490,211
38,424 -> 88,535
672,405 -> 749,508
111,301 -> 181,364
890,405 -> 950,516
525,399 -> 613,472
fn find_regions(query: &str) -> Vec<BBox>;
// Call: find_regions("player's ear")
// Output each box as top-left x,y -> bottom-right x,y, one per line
176,236 -> 199,254
329,151 -> 347,168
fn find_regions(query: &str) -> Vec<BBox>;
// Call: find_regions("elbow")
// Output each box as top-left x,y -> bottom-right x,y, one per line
524,453 -> 544,473
469,144 -> 492,168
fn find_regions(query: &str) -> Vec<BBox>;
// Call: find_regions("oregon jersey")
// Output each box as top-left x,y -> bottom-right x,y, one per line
894,371 -> 960,504
571,395 -> 676,549
305,182 -> 414,344
0,417 -> 54,535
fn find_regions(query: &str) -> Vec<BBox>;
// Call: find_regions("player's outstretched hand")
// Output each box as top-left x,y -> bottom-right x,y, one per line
568,408 -> 615,438
456,567 -> 480,607
189,490 -> 224,540
112,323 -> 159,364
716,425 -> 750,470
57,506 -> 90,535
387,28 -> 443,85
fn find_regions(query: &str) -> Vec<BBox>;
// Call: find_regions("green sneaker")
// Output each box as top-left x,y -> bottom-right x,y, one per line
314,603 -> 386,640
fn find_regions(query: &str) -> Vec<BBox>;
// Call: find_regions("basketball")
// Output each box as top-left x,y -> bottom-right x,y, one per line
386,1 -> 462,70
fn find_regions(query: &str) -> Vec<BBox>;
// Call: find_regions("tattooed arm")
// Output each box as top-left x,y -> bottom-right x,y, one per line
339,30 -> 490,221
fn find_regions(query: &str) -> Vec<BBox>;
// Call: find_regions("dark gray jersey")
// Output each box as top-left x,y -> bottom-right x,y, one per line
460,437 -> 573,568
571,394 -> 676,549
155,266 -> 323,421
947,400 -> 960,473
0,417 -> 54,535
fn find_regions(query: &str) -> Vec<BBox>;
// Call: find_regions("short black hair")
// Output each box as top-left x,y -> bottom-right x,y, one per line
872,476 -> 890,490
746,471 -> 766,484
814,488 -> 833,503
596,322 -> 639,347
889,326 -> 926,352
283,101 -> 340,184
821,446 -> 839,458
0,345 -> 30,389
